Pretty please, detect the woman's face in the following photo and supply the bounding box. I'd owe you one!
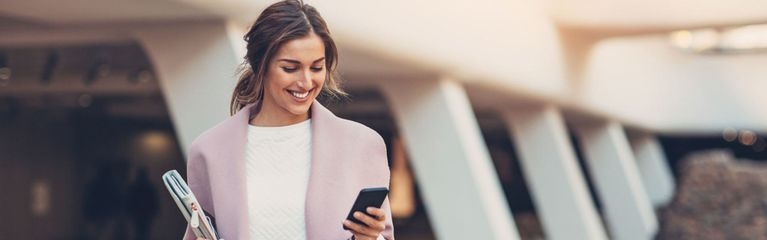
[261,32,326,122]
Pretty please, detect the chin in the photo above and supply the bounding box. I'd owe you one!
[285,102,313,116]
[288,106,311,116]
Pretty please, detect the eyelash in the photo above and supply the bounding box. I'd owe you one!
[281,66,324,73]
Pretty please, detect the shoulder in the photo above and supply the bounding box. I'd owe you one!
[190,120,229,149]
[187,113,245,161]
[338,118,391,184]
[334,117,385,150]
[313,101,385,149]
[186,122,223,159]
[332,117,388,170]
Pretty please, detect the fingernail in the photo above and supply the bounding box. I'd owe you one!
[354,212,361,218]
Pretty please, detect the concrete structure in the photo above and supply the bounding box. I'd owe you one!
[503,106,608,240]
[135,21,244,153]
[2,0,767,239]
[629,132,676,207]
[380,77,519,240]
[575,121,657,240]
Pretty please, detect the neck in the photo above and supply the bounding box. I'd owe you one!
[249,101,310,127]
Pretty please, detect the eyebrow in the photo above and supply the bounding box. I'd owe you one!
[277,57,325,65]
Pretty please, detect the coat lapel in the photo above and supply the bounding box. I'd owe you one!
[216,103,255,240]
[305,101,348,239]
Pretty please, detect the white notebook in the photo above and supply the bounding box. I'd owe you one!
[162,170,220,240]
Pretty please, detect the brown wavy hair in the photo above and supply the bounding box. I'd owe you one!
[230,0,345,115]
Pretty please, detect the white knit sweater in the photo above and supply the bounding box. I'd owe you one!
[246,120,312,240]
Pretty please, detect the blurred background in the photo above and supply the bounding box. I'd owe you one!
[1,0,767,239]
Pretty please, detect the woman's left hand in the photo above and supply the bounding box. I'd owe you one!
[343,207,386,240]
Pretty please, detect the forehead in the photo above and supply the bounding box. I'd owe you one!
[274,32,325,62]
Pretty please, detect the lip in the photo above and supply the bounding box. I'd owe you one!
[286,88,314,102]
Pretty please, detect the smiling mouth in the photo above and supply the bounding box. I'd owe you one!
[287,88,312,100]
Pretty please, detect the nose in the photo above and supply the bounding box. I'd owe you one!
[297,68,313,90]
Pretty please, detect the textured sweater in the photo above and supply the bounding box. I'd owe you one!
[246,120,312,240]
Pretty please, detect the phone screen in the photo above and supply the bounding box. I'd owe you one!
[343,187,389,230]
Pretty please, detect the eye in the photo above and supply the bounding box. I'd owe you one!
[310,66,324,72]
[281,67,298,73]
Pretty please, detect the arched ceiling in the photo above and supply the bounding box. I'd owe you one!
[2,0,767,133]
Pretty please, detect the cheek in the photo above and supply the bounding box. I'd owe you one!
[315,72,327,86]
[266,71,292,90]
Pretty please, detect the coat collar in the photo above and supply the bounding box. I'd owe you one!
[218,100,344,240]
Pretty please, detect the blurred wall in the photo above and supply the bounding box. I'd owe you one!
[0,109,78,239]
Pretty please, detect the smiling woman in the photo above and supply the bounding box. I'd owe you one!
[229,0,345,116]
[183,1,395,240]
[253,33,327,126]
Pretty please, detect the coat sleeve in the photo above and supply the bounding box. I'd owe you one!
[347,128,396,240]
[344,186,396,240]
[380,196,395,240]
[375,133,395,240]
[182,142,214,240]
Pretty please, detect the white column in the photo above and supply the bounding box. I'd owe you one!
[379,77,520,240]
[575,121,658,240]
[629,133,675,207]
[502,106,608,240]
[134,20,246,153]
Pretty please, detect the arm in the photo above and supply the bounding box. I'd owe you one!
[346,132,395,240]
[182,143,214,240]
[380,197,395,240]
[376,132,395,240]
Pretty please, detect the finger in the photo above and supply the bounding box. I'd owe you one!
[366,207,386,220]
[343,219,379,237]
[353,211,386,231]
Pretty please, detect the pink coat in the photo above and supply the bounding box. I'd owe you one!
[183,101,394,240]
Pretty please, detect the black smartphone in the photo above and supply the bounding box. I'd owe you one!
[343,187,389,230]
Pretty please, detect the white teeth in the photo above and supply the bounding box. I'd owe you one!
[290,90,309,99]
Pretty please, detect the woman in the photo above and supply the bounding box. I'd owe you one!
[183,0,394,239]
